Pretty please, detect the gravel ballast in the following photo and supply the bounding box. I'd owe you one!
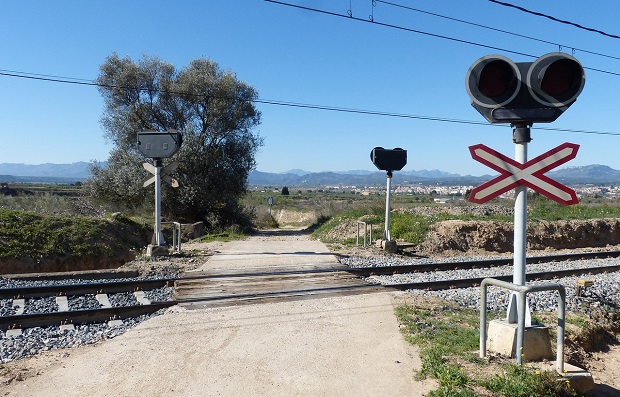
[341,255,620,313]
[0,273,174,363]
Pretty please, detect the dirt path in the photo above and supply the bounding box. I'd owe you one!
[586,344,620,396]
[1,231,436,397]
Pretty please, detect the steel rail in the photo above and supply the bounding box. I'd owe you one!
[0,278,175,299]
[173,283,385,305]
[2,249,620,331]
[346,250,620,276]
[380,264,620,291]
[172,250,620,280]
[0,302,176,331]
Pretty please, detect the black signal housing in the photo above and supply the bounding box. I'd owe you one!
[465,53,585,124]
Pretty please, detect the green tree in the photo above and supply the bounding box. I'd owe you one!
[87,53,262,227]
[281,186,290,196]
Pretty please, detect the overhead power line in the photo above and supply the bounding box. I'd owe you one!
[264,0,536,58]
[263,0,620,78]
[488,0,620,40]
[1,68,618,137]
[376,0,620,62]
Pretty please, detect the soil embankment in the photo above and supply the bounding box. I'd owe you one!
[417,218,620,255]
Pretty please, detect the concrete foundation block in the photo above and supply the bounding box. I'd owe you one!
[377,239,398,253]
[147,244,169,257]
[487,319,553,361]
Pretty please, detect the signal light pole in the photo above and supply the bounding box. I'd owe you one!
[137,129,183,257]
[465,52,585,325]
[509,124,531,324]
[370,147,407,249]
[383,170,393,241]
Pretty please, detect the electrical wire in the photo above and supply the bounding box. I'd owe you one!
[263,0,620,78]
[264,0,536,59]
[376,0,620,62]
[1,68,618,137]
[488,0,620,40]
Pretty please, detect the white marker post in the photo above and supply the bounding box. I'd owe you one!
[143,161,180,249]
[383,171,393,241]
[507,125,530,325]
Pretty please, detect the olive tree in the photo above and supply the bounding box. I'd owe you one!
[87,53,262,227]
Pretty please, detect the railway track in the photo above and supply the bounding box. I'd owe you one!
[0,278,175,332]
[2,249,620,331]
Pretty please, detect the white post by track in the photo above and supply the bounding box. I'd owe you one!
[153,159,165,246]
[507,125,531,325]
[383,171,393,241]
[143,160,179,250]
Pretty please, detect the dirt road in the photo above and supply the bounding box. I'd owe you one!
[2,231,435,396]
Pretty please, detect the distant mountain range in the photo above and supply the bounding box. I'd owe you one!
[1,162,619,186]
[0,162,94,184]
[247,169,487,186]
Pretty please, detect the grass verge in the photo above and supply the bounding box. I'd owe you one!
[396,299,581,397]
[0,209,147,262]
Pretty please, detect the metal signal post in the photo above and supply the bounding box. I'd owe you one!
[137,130,183,256]
[509,125,531,324]
[370,147,407,246]
[143,160,179,246]
[465,52,585,330]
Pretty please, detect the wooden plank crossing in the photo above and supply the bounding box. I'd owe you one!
[173,263,382,309]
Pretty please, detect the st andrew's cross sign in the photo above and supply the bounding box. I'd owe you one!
[468,142,579,206]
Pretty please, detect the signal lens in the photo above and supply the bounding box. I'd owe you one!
[541,59,581,96]
[478,60,516,98]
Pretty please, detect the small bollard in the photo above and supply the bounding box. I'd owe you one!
[576,280,593,297]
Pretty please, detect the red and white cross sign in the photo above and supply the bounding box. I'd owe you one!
[468,142,579,205]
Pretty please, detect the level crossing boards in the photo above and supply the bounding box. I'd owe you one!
[468,142,579,206]
[143,161,179,188]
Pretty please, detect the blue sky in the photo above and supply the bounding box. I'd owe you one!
[2,0,620,176]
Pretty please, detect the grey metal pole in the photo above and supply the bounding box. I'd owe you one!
[480,282,488,359]
[154,159,164,246]
[516,291,527,365]
[513,128,528,287]
[384,171,393,240]
[508,125,531,324]
[557,288,566,373]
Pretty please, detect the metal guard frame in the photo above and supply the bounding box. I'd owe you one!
[479,278,566,373]
[161,221,182,253]
[356,221,373,247]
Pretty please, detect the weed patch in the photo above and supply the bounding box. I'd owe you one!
[396,299,582,396]
[199,228,246,243]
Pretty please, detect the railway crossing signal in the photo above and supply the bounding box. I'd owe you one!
[370,147,407,172]
[468,143,579,205]
[143,161,180,188]
[465,53,585,124]
[370,147,407,246]
[137,130,183,255]
[137,130,183,158]
[466,52,586,364]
